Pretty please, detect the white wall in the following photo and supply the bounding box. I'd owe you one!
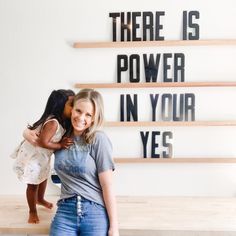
[1,0,236,196]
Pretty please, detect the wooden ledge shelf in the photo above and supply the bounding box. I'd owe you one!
[114,158,236,163]
[104,121,236,127]
[73,39,236,48]
[75,81,236,89]
[2,195,236,235]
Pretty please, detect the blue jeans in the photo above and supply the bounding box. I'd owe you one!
[50,196,109,236]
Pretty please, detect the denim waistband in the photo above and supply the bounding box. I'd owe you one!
[58,195,85,203]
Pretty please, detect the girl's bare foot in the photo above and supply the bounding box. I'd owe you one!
[37,199,53,209]
[28,211,39,224]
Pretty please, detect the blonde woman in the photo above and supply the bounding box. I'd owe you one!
[50,89,119,236]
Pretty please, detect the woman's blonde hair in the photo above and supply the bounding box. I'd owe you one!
[73,89,104,144]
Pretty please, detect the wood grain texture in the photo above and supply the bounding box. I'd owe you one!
[1,196,236,235]
[73,39,236,48]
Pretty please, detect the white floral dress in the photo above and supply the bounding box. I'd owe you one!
[13,119,65,185]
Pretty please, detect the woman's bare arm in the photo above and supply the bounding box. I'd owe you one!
[99,170,119,236]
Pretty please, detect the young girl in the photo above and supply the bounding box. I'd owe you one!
[13,89,75,224]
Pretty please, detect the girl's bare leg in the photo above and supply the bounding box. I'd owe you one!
[37,179,53,209]
[26,184,39,224]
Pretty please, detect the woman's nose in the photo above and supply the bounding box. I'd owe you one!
[78,113,85,120]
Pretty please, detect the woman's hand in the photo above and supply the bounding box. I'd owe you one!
[108,228,119,236]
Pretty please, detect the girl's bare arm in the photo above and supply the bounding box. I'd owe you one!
[38,120,73,150]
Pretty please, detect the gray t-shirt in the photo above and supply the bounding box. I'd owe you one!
[54,131,115,206]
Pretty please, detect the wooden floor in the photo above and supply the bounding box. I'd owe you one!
[1,196,236,235]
